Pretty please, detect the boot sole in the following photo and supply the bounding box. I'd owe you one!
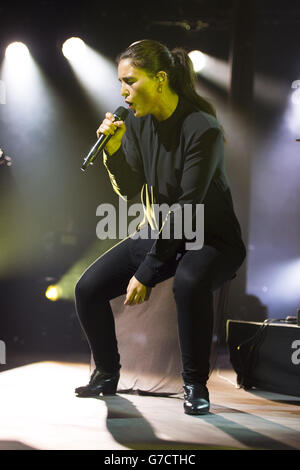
[75,380,118,397]
[184,403,210,415]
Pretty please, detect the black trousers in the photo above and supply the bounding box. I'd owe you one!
[75,234,245,384]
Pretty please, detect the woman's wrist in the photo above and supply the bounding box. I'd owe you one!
[105,141,122,156]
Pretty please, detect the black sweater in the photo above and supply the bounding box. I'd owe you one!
[104,97,245,287]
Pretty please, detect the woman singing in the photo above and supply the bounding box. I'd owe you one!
[75,40,246,415]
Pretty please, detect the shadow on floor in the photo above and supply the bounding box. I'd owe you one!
[0,440,36,450]
[245,389,300,406]
[98,394,238,450]
[98,394,298,450]
[203,404,298,450]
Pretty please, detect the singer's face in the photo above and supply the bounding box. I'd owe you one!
[118,59,159,118]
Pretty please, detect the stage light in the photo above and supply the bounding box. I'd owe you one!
[62,37,86,61]
[45,285,61,301]
[53,238,118,301]
[62,41,121,111]
[291,88,300,105]
[5,42,30,62]
[284,89,300,135]
[1,40,37,98]
[189,50,207,72]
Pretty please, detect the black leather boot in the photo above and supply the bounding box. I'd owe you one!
[183,383,210,415]
[75,369,120,397]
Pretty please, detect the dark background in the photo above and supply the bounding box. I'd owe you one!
[0,0,300,360]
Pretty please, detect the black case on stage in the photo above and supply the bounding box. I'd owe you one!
[226,320,300,397]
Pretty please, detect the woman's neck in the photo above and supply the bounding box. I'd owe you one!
[152,90,179,122]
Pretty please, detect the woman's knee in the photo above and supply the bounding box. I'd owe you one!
[75,274,91,303]
[75,267,106,303]
[172,268,212,300]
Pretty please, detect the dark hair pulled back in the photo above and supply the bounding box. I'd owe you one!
[118,39,216,118]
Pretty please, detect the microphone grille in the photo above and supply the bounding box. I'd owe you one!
[113,106,129,121]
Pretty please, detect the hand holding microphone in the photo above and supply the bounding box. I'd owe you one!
[96,111,127,155]
[81,106,128,171]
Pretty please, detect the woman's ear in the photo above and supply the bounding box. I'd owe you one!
[156,71,167,83]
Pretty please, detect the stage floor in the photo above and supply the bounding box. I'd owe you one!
[0,352,299,450]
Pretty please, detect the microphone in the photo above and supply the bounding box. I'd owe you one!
[81,106,129,171]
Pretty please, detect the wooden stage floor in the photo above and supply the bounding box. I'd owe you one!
[0,351,299,451]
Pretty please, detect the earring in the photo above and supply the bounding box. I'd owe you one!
[158,76,163,93]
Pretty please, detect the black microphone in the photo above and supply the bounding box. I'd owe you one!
[81,106,129,171]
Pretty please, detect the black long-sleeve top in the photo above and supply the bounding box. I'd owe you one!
[104,96,245,287]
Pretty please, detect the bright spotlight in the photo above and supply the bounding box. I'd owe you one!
[291,88,300,105]
[62,37,86,61]
[5,42,30,62]
[285,83,300,135]
[189,50,207,72]
[45,285,61,302]
[62,41,121,111]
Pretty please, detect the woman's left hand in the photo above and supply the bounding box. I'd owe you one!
[124,276,152,306]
